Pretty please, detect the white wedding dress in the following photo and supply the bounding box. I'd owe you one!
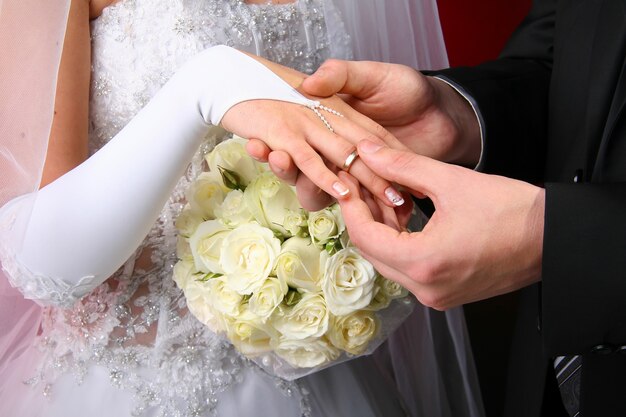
[0,1,483,416]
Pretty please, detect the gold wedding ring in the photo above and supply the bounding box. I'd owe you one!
[342,149,359,172]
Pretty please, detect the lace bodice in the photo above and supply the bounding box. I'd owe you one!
[89,0,351,153]
[25,1,352,416]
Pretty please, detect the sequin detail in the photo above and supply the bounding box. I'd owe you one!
[23,0,352,415]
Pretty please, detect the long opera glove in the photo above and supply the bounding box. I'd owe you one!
[0,46,315,307]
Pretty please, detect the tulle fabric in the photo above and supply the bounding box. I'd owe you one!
[326,0,449,69]
[328,4,482,416]
[0,0,70,404]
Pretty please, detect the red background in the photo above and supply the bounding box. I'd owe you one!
[438,0,532,66]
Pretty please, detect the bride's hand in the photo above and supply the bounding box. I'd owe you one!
[221,55,408,211]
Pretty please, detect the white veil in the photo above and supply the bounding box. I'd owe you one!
[0,0,70,402]
[325,0,449,69]
[0,1,482,416]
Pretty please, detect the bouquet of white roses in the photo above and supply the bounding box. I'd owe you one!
[173,136,414,379]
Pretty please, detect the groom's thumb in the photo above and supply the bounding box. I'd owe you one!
[357,140,445,197]
[302,61,346,97]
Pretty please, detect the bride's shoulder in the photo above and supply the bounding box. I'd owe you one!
[89,0,122,20]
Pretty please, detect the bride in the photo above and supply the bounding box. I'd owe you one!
[0,1,483,416]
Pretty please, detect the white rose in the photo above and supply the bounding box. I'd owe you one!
[244,172,300,237]
[308,204,345,248]
[366,276,409,311]
[189,220,231,273]
[180,278,225,332]
[206,136,265,186]
[185,171,228,219]
[225,309,274,355]
[248,277,287,322]
[322,248,377,316]
[214,189,254,227]
[365,284,391,311]
[283,209,309,237]
[327,311,379,355]
[273,293,329,340]
[175,206,205,237]
[205,276,244,317]
[220,222,281,295]
[276,237,323,292]
[176,238,194,262]
[274,337,340,368]
[172,259,195,289]
[379,276,409,299]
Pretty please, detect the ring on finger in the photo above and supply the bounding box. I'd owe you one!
[342,149,359,172]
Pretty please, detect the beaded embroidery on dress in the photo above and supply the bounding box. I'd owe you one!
[19,1,365,416]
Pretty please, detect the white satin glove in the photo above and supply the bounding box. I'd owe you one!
[0,45,314,307]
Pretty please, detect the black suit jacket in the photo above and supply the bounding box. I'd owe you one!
[435,0,626,415]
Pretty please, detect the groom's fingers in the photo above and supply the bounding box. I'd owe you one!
[336,171,423,267]
[302,60,383,99]
[301,60,351,97]
[337,174,437,303]
[356,140,451,199]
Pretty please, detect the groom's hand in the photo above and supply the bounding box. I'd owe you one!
[336,140,545,310]
[302,60,482,165]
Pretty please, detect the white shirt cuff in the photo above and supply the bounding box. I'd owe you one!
[432,75,485,171]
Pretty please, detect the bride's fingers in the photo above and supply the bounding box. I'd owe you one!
[396,191,415,230]
[360,187,384,223]
[303,124,403,208]
[245,138,271,162]
[255,140,334,210]
[244,139,300,185]
[295,173,334,211]
[279,131,353,200]
[348,159,405,207]
[268,150,298,185]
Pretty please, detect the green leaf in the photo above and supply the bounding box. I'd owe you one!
[284,289,302,306]
[218,166,245,191]
[324,239,342,255]
[195,272,223,282]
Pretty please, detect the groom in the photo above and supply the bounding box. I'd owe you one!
[255,0,626,415]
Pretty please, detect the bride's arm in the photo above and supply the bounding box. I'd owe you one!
[2,45,315,307]
[40,0,91,187]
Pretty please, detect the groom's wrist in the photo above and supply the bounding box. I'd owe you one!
[429,75,484,170]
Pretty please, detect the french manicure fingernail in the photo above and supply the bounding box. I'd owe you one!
[385,187,405,206]
[359,140,382,154]
[333,181,350,197]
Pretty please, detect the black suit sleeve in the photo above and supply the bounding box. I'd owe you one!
[431,0,555,182]
[543,183,626,354]
[432,0,626,356]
